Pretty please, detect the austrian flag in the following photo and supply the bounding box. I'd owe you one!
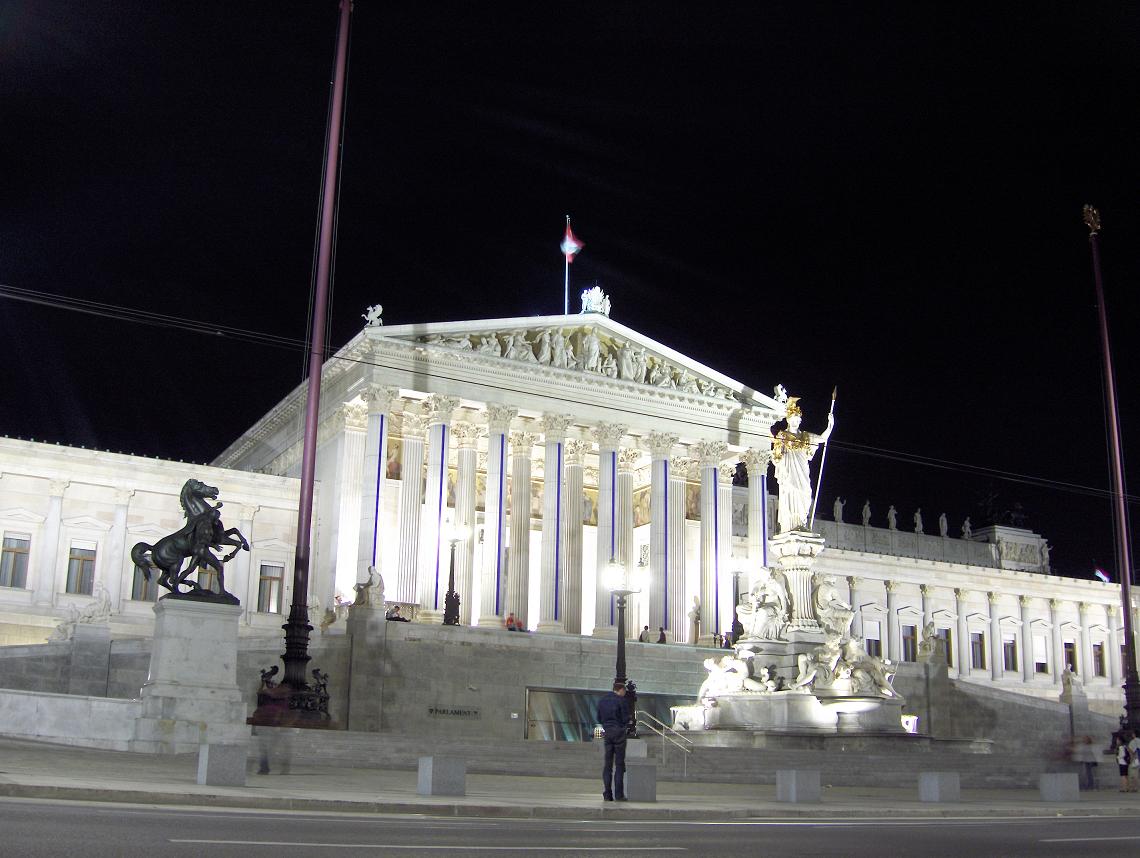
[561,219,584,263]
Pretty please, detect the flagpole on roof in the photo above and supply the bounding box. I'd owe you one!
[560,215,584,314]
[564,216,570,314]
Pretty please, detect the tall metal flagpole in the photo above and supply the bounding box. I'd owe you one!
[807,387,837,531]
[252,0,352,727]
[1084,205,1140,732]
[564,215,571,315]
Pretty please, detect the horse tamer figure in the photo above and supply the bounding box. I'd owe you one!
[130,478,249,602]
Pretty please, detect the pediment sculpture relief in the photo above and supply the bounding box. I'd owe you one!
[416,327,740,401]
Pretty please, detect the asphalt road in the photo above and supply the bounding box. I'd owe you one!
[1,798,1139,857]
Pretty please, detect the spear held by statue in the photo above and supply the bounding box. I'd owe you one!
[808,387,838,530]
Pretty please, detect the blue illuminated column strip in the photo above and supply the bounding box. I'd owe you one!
[610,449,617,626]
[663,458,669,627]
[554,441,563,621]
[370,414,385,566]
[760,473,769,568]
[495,433,506,616]
[713,481,720,634]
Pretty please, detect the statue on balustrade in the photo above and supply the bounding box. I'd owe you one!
[770,396,835,533]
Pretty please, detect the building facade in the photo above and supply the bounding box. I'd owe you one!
[0,306,1134,713]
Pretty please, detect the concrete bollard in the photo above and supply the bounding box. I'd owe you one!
[417,755,466,796]
[1038,773,1079,802]
[776,769,821,803]
[918,771,960,802]
[624,760,657,802]
[197,742,247,787]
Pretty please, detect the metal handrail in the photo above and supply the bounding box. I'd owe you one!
[634,710,695,778]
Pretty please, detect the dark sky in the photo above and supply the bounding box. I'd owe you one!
[3,2,1139,581]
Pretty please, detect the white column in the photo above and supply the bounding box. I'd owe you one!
[335,401,369,605]
[667,455,690,642]
[452,421,481,625]
[742,449,771,572]
[103,489,133,611]
[561,439,589,635]
[988,592,1003,681]
[230,504,256,617]
[1019,595,1034,684]
[357,384,398,582]
[34,479,68,605]
[394,409,427,604]
[479,405,516,625]
[616,445,640,591]
[1049,598,1064,685]
[885,581,900,663]
[646,432,677,637]
[717,459,736,637]
[847,576,862,640]
[537,414,572,633]
[955,588,971,677]
[1108,605,1122,689]
[694,441,728,645]
[593,423,626,634]
[506,429,538,627]
[1078,601,1093,683]
[416,395,458,622]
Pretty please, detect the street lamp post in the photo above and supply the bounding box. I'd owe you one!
[443,521,470,626]
[604,559,647,736]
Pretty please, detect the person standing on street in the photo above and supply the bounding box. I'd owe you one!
[596,681,630,801]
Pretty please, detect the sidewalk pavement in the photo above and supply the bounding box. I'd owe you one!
[1,737,1138,821]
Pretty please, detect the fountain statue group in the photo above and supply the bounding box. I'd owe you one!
[675,391,904,735]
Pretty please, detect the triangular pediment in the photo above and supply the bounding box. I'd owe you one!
[371,313,782,412]
[0,507,46,525]
[62,514,112,532]
[253,538,294,552]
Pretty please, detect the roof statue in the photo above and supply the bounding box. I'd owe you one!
[362,304,383,327]
[580,285,611,316]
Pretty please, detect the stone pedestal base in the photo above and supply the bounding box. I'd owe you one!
[414,608,444,625]
[346,606,388,732]
[777,769,821,802]
[1039,772,1079,802]
[625,760,657,802]
[918,771,960,802]
[418,755,466,796]
[131,598,249,754]
[535,620,565,634]
[198,741,248,786]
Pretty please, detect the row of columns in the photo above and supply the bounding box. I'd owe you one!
[354,391,773,640]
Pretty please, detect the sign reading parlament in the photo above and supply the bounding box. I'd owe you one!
[428,705,481,720]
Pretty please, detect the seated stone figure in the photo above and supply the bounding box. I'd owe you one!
[839,637,897,697]
[736,569,789,641]
[697,654,767,699]
[811,574,855,639]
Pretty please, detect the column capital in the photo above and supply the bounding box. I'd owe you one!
[987,591,1000,605]
[398,409,429,439]
[847,575,861,588]
[361,383,400,413]
[693,440,729,468]
[645,431,679,459]
[718,462,737,486]
[452,421,483,449]
[954,587,969,601]
[1019,594,1032,607]
[509,432,539,454]
[425,394,459,425]
[592,422,628,449]
[564,438,591,465]
[668,455,693,477]
[884,580,899,594]
[112,488,136,506]
[741,448,772,475]
[919,583,932,596]
[617,447,643,472]
[236,503,260,521]
[1049,597,1061,611]
[342,400,369,432]
[539,413,574,440]
[485,404,518,434]
[48,479,70,496]
[1078,601,1089,615]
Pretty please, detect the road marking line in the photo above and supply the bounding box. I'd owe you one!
[1040,836,1140,843]
[169,841,684,851]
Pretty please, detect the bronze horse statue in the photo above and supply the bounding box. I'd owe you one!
[130,479,249,598]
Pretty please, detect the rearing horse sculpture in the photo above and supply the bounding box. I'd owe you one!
[130,478,249,599]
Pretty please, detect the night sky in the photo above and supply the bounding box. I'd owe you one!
[3,3,1138,581]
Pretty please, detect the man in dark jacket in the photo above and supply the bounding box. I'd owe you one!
[596,681,630,801]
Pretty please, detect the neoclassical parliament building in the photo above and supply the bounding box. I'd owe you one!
[0,303,1131,714]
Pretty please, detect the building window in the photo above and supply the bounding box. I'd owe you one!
[197,567,220,595]
[937,627,953,667]
[1002,635,1018,672]
[130,565,159,602]
[1033,634,1049,674]
[970,632,986,669]
[65,542,96,595]
[863,620,882,658]
[1092,643,1106,677]
[0,534,31,589]
[901,624,918,662]
[1063,641,1078,673]
[258,563,284,613]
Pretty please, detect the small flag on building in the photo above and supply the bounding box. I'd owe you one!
[561,217,584,263]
